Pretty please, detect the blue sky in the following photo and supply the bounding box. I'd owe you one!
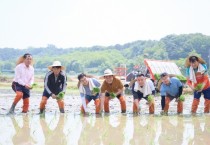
[0,0,210,49]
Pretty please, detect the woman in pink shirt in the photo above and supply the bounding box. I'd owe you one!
[8,53,34,114]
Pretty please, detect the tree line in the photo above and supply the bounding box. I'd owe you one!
[0,33,210,75]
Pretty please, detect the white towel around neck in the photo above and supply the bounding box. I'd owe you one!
[134,79,152,97]
[79,78,96,94]
[189,63,206,83]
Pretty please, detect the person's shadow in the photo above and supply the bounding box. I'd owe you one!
[40,114,67,145]
[11,115,36,145]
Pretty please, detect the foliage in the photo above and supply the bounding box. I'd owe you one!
[0,33,210,75]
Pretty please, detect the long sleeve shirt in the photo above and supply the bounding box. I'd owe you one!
[44,71,67,95]
[13,63,34,86]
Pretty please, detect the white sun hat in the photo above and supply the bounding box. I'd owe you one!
[103,69,115,76]
[48,61,65,70]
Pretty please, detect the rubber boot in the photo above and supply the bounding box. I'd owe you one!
[57,100,65,113]
[40,96,48,112]
[22,98,29,113]
[177,100,183,113]
[39,108,45,114]
[149,102,155,114]
[8,103,16,114]
[191,99,200,113]
[204,99,210,113]
[104,97,110,113]
[13,91,23,104]
[133,102,138,114]
[81,99,89,114]
[94,99,101,114]
[163,97,171,113]
[133,99,140,114]
[119,96,126,113]
[60,108,65,113]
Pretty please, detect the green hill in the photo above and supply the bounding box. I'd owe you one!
[0,33,210,75]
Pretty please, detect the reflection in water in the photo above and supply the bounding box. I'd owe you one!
[129,115,158,145]
[0,114,210,145]
[159,116,184,145]
[188,117,210,145]
[40,114,67,144]
[78,114,127,145]
[11,115,36,145]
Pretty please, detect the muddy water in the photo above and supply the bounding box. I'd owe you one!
[0,91,210,145]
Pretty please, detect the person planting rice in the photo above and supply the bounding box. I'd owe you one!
[157,74,184,112]
[100,69,126,113]
[77,73,101,114]
[39,61,67,113]
[8,53,34,114]
[132,74,155,114]
[185,55,210,113]
[160,72,183,115]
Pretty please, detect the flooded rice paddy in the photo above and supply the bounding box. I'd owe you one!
[0,90,210,145]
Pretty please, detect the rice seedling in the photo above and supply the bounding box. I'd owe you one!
[154,74,160,80]
[194,83,203,91]
[176,75,187,83]
[31,83,38,89]
[110,92,116,99]
[179,95,185,102]
[92,87,100,93]
[147,95,154,103]
[57,92,65,100]
[91,87,100,95]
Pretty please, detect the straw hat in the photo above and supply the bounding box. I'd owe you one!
[48,61,65,70]
[185,55,206,67]
[99,69,115,79]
